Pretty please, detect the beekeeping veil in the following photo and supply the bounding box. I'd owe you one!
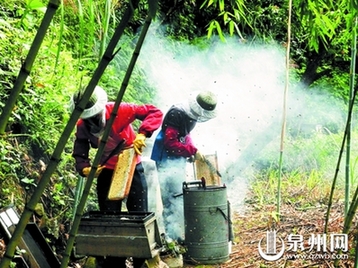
[69,86,108,119]
[183,90,218,122]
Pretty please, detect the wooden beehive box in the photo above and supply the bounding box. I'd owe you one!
[75,211,162,259]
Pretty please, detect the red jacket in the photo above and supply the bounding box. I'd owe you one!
[73,102,163,173]
[151,105,197,163]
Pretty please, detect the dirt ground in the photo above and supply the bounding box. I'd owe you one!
[191,203,356,268]
[130,202,356,268]
[0,201,356,268]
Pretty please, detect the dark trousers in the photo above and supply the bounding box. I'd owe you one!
[96,163,147,268]
[97,163,148,212]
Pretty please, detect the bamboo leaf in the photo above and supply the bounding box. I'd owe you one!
[28,0,47,13]
[53,0,64,72]
[76,0,84,63]
[207,22,214,38]
[214,20,226,42]
[321,15,336,36]
[200,0,209,9]
[229,20,234,35]
[207,0,215,8]
[219,0,225,11]
[223,11,228,23]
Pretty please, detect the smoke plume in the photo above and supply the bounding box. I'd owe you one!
[138,23,346,232]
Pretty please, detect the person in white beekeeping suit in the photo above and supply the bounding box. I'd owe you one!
[70,86,163,268]
[150,90,218,242]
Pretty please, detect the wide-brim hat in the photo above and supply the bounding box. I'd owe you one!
[69,86,108,119]
[187,90,217,122]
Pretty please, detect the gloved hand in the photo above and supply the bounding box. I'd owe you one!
[82,165,105,178]
[194,151,206,162]
[187,155,195,163]
[133,133,146,155]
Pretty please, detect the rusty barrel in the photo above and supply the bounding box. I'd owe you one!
[183,181,229,264]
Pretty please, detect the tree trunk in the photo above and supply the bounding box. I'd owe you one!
[300,50,326,86]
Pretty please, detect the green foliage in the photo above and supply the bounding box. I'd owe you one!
[201,0,249,41]
[2,0,358,262]
[255,131,343,175]
[249,128,358,211]
[245,0,288,42]
[157,0,212,40]
[0,0,159,231]
[100,34,157,104]
[0,15,30,98]
[294,0,339,52]
[0,138,26,209]
[310,70,351,102]
[250,158,344,210]
[17,0,47,30]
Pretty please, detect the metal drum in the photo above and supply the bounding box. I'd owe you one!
[183,180,230,264]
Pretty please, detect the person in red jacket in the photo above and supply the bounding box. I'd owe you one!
[150,90,218,241]
[70,86,163,268]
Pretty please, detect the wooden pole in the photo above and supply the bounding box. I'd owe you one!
[277,0,292,217]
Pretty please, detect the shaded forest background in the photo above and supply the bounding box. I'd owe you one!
[1,0,358,265]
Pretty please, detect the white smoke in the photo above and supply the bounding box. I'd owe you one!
[138,23,346,231]
[138,25,286,216]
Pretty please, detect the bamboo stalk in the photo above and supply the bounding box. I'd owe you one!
[324,85,358,233]
[344,184,358,233]
[345,15,357,217]
[326,13,358,235]
[148,0,159,19]
[343,14,358,236]
[0,0,61,134]
[342,12,358,268]
[277,0,292,216]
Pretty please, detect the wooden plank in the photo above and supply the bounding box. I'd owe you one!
[108,148,136,200]
[195,153,221,185]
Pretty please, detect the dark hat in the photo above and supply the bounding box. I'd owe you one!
[187,90,218,122]
[196,91,217,111]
